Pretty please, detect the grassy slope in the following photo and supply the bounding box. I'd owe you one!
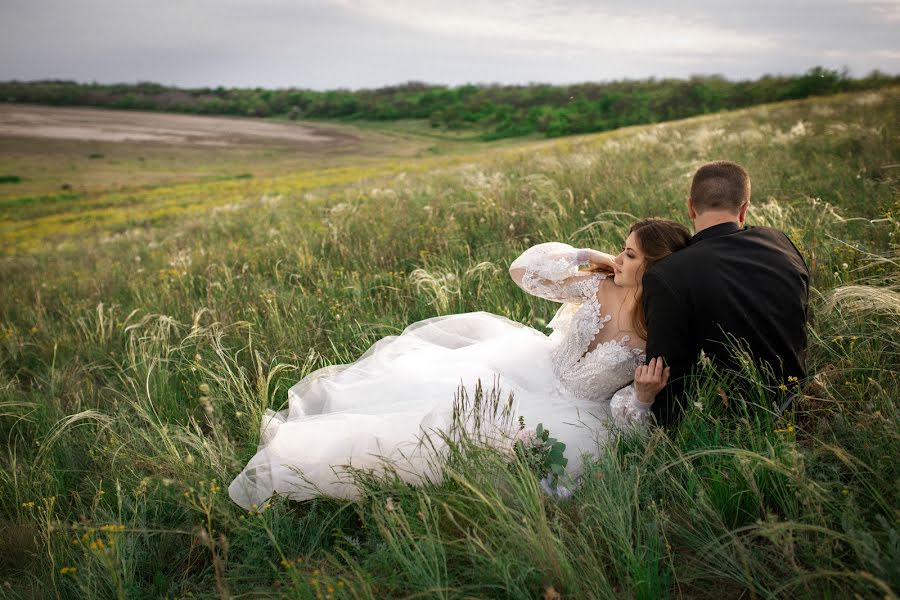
[0,88,898,599]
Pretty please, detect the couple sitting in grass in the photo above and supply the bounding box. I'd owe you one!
[228,160,809,510]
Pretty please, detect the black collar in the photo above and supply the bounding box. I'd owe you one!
[691,221,743,244]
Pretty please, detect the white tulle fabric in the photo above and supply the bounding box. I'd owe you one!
[229,243,650,510]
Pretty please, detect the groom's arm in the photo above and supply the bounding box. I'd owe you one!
[642,269,694,428]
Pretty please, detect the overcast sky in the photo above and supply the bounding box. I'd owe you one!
[1,0,898,90]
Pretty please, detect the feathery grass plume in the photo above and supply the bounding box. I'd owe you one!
[823,284,900,318]
[408,267,462,314]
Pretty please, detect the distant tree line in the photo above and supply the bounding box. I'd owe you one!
[1,67,897,140]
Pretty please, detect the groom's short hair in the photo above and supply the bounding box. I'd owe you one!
[690,161,751,214]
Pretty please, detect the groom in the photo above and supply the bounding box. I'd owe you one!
[638,160,809,427]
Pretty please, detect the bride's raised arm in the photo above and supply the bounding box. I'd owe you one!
[509,242,615,303]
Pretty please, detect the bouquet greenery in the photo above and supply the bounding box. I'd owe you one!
[513,418,571,491]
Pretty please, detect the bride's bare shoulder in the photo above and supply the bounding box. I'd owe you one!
[594,273,623,304]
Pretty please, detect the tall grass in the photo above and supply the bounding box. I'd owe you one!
[1,88,898,598]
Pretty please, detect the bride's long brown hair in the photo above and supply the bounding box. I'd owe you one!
[629,218,691,340]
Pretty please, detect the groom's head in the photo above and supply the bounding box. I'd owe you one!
[688,161,751,227]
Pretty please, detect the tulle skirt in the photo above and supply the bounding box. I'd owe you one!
[228,311,612,509]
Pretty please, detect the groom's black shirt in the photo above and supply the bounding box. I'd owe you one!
[642,222,809,427]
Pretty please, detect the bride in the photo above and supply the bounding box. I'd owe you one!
[229,218,691,510]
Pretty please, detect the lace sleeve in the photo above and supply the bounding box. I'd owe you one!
[609,384,653,429]
[509,242,603,303]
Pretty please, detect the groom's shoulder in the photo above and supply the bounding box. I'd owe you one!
[644,244,701,283]
[734,225,808,267]
[740,224,795,242]
[647,224,806,281]
[693,224,801,256]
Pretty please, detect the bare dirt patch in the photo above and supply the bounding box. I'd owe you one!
[0,103,356,148]
[0,104,441,198]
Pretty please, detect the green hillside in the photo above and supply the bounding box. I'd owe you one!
[3,67,897,140]
[1,88,898,598]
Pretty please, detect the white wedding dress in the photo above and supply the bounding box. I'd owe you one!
[229,243,651,510]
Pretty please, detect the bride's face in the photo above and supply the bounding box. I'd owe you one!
[612,232,644,288]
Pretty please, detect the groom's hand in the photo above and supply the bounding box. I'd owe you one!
[635,357,670,405]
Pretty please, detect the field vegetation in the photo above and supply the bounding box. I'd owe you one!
[0,88,898,598]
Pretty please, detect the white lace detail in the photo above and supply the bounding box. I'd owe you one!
[511,242,649,419]
[510,242,598,303]
[609,384,652,429]
[548,289,637,403]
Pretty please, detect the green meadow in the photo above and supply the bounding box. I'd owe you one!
[1,88,898,599]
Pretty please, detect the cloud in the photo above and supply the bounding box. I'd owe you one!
[849,0,900,22]
[0,0,897,88]
[329,0,775,57]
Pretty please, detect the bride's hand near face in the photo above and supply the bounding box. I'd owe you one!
[635,357,669,405]
[577,248,616,273]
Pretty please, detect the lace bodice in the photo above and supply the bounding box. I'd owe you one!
[510,242,651,426]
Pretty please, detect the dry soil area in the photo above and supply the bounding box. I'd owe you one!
[0,104,436,197]
[0,104,354,148]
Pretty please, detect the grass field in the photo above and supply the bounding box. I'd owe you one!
[0,88,898,599]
